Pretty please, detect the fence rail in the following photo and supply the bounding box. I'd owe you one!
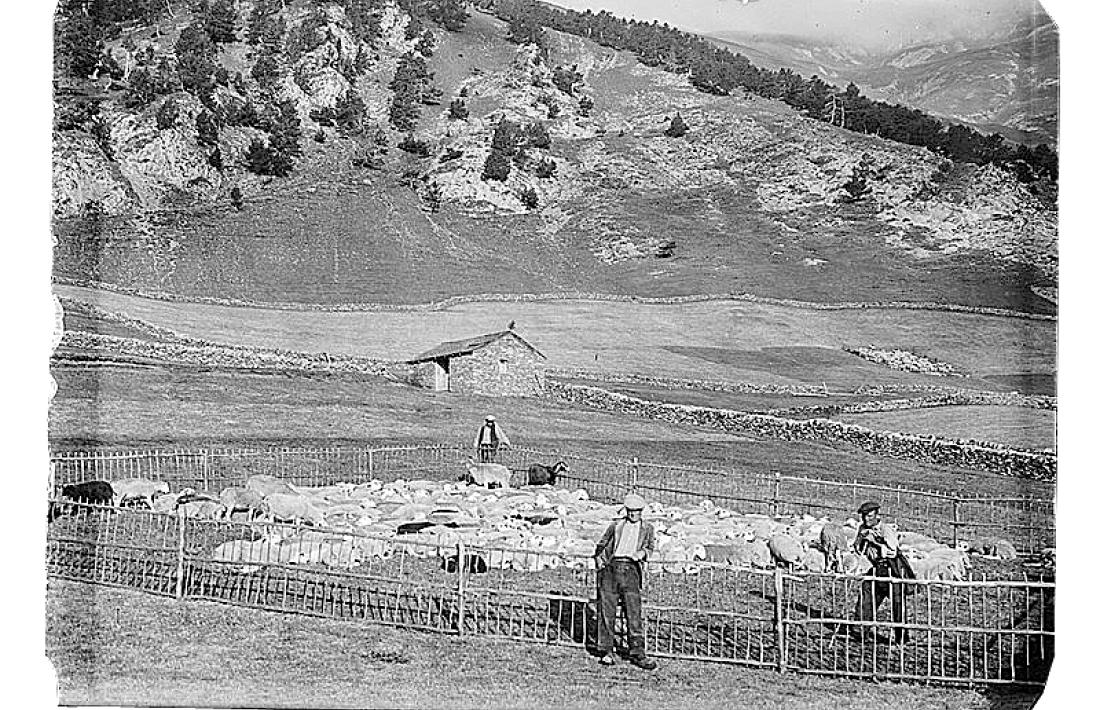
[46,501,1054,686]
[50,444,1055,554]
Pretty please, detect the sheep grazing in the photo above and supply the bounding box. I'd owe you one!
[818,523,849,572]
[111,478,169,509]
[910,548,970,581]
[220,487,265,521]
[768,534,805,569]
[245,475,298,499]
[49,481,115,522]
[262,493,326,527]
[527,461,570,486]
[151,490,191,514]
[463,458,512,489]
[177,498,227,520]
[968,537,1019,561]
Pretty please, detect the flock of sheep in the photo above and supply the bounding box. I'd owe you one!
[50,460,1022,581]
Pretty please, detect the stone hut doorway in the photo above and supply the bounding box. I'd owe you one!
[432,359,450,391]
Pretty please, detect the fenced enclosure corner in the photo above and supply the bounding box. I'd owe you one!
[47,444,1056,685]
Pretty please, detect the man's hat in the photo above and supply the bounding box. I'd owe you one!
[857,501,881,516]
[623,493,646,510]
[485,415,495,422]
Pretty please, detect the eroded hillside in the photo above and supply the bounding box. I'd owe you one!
[52,1,1057,311]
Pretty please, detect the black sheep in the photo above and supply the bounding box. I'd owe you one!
[526,461,570,486]
[48,481,115,522]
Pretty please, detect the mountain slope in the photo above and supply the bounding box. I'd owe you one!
[52,2,1057,313]
[708,16,1058,146]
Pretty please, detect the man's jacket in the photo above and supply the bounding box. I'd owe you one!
[594,518,656,571]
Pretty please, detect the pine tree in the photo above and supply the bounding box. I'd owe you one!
[175,23,217,96]
[482,149,511,182]
[196,110,219,146]
[59,14,103,78]
[204,0,239,44]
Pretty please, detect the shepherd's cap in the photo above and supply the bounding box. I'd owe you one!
[623,494,646,510]
[857,501,881,516]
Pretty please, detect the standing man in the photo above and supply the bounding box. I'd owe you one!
[852,501,916,644]
[593,493,658,670]
[474,415,510,463]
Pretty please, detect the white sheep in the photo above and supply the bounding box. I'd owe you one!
[245,475,298,499]
[463,458,512,489]
[262,493,327,527]
[768,534,805,569]
[910,548,970,581]
[111,478,170,509]
[818,523,849,572]
[177,498,226,520]
[220,487,265,521]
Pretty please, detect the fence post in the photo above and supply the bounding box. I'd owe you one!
[175,516,186,601]
[201,448,210,492]
[773,567,786,673]
[368,449,375,479]
[952,498,961,548]
[456,540,467,635]
[631,457,639,490]
[771,472,782,517]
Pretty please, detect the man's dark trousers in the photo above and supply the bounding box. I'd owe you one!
[596,558,645,658]
[856,561,910,642]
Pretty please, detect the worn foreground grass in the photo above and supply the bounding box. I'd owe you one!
[46,579,1039,710]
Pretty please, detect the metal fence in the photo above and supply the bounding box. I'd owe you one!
[50,444,1055,555]
[46,502,1053,686]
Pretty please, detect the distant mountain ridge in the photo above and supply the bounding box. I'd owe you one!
[708,16,1058,146]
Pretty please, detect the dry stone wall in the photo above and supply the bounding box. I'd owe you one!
[55,278,1055,321]
[546,381,1056,481]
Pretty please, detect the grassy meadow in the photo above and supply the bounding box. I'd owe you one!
[48,579,1039,710]
[49,363,1053,501]
[56,285,1056,392]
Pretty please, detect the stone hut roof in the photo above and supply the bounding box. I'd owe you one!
[407,330,546,364]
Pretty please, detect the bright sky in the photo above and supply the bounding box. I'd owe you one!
[548,0,1051,50]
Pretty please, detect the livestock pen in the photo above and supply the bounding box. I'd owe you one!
[47,444,1054,686]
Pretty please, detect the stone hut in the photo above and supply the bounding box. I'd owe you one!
[407,328,547,396]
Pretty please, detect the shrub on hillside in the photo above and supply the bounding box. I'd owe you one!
[230,186,244,211]
[196,110,219,147]
[425,0,469,31]
[518,186,539,210]
[666,113,687,138]
[534,158,557,179]
[523,122,551,149]
[155,98,180,130]
[448,98,469,120]
[398,134,433,158]
[578,95,594,117]
[203,0,239,44]
[422,180,443,213]
[551,64,583,95]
